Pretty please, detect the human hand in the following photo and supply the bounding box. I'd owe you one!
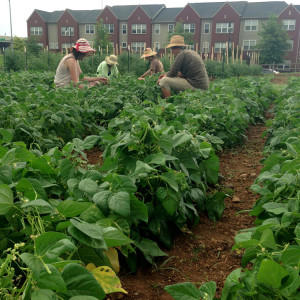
[138,77,145,80]
[99,77,108,85]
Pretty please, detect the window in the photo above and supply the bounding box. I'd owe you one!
[37,43,43,48]
[204,23,210,34]
[214,42,228,53]
[103,24,114,34]
[122,24,127,34]
[287,40,293,51]
[62,43,72,49]
[155,24,160,35]
[155,42,160,52]
[49,43,59,49]
[30,26,43,35]
[132,24,146,34]
[282,19,296,30]
[184,23,195,33]
[61,27,74,36]
[168,24,174,33]
[202,41,209,53]
[122,42,127,48]
[243,40,256,51]
[131,42,145,52]
[244,20,258,31]
[216,23,234,33]
[85,25,95,34]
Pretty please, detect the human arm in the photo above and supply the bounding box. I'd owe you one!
[166,52,184,77]
[138,68,153,80]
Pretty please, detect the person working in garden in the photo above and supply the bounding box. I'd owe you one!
[54,38,108,89]
[157,35,209,98]
[97,54,119,79]
[138,48,164,80]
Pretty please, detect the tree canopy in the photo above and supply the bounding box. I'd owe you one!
[94,20,113,53]
[167,21,195,47]
[257,14,289,64]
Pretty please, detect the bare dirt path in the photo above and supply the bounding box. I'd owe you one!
[110,120,268,300]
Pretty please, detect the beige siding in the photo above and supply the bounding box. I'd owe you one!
[79,24,96,45]
[119,22,128,48]
[152,23,172,50]
[200,19,212,53]
[48,24,58,44]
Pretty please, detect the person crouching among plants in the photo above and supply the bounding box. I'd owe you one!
[97,54,119,79]
[138,48,164,80]
[157,35,209,98]
[54,38,108,89]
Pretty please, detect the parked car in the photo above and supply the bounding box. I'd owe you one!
[262,68,280,74]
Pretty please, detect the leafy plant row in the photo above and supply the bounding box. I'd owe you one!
[0,71,276,299]
[165,77,300,299]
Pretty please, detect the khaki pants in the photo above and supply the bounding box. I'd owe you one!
[159,76,196,92]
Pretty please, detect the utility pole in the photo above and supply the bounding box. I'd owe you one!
[8,0,13,53]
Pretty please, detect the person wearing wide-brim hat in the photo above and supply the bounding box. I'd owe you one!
[54,38,108,88]
[157,35,209,98]
[138,48,164,80]
[97,54,119,79]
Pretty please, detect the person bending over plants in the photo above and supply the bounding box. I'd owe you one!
[157,35,209,98]
[54,38,108,89]
[138,48,164,80]
[97,54,119,79]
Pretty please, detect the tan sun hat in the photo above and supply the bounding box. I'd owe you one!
[105,55,119,65]
[73,38,96,55]
[141,48,157,58]
[166,35,188,48]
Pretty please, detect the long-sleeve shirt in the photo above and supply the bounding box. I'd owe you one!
[97,61,119,79]
[166,49,209,90]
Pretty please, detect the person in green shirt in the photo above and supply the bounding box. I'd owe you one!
[97,54,119,79]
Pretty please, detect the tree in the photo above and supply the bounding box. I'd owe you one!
[257,14,289,64]
[25,36,42,55]
[167,21,195,46]
[13,36,25,52]
[94,19,113,53]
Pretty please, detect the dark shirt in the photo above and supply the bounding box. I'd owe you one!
[166,49,209,90]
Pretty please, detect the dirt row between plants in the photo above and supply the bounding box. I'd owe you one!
[101,119,268,300]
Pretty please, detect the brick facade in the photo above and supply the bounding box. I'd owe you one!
[27,10,48,48]
[57,11,79,48]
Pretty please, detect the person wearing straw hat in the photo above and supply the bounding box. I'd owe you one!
[138,48,164,80]
[157,35,209,98]
[97,54,119,79]
[54,38,108,89]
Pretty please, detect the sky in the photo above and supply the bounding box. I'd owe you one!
[1,0,300,37]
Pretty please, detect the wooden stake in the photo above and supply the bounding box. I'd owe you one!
[236,45,239,63]
[226,42,229,65]
[240,46,243,64]
[232,42,234,64]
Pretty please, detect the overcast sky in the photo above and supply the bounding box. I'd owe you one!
[1,0,300,37]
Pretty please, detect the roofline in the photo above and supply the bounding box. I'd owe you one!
[175,3,201,19]
[151,4,166,20]
[278,3,297,17]
[212,2,242,18]
[101,5,119,20]
[27,9,46,23]
[56,9,79,23]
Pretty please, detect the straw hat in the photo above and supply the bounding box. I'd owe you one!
[105,55,119,65]
[166,35,188,48]
[73,38,96,54]
[141,48,157,58]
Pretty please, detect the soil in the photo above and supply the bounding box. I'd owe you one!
[83,79,282,300]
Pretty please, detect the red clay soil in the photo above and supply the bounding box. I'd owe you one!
[84,120,269,300]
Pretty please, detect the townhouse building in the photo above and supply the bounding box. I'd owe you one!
[27,1,300,65]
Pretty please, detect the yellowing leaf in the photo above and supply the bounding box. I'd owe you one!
[105,248,120,273]
[86,263,96,272]
[91,266,127,294]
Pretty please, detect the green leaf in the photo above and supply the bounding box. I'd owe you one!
[206,192,226,221]
[156,187,167,201]
[221,268,242,300]
[103,227,133,247]
[198,281,217,299]
[165,282,201,300]
[70,296,99,300]
[21,199,53,214]
[110,175,137,193]
[31,289,58,300]
[0,184,13,215]
[200,154,219,184]
[68,219,107,250]
[159,135,173,154]
[172,132,192,148]
[130,196,148,223]
[134,238,167,264]
[92,190,112,214]
[145,152,166,165]
[257,259,289,289]
[108,191,130,217]
[15,178,36,200]
[57,199,92,217]
[133,160,154,175]
[20,253,46,276]
[281,248,300,267]
[0,165,12,184]
[35,232,76,262]
[37,264,66,292]
[60,159,75,183]
[82,135,100,150]
[260,228,277,250]
[0,128,14,143]
[160,172,179,192]
[78,179,98,195]
[263,202,289,215]
[61,263,105,299]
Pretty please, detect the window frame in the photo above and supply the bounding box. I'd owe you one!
[103,24,114,34]
[122,24,127,35]
[30,26,43,36]
[122,42,127,48]
[244,20,258,31]
[183,23,195,33]
[131,24,147,34]
[61,27,74,36]
[243,40,256,51]
[203,23,210,34]
[202,41,209,53]
[216,23,234,34]
[168,24,174,33]
[131,41,145,52]
[282,19,296,30]
[286,40,294,51]
[85,24,95,34]
[154,24,160,35]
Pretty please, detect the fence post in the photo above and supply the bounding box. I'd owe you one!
[127,45,130,73]
[3,47,5,69]
[24,46,27,71]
